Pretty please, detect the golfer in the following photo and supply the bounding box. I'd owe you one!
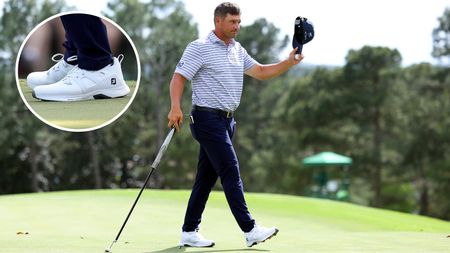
[168,2,304,248]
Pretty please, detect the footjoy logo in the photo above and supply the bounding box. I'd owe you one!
[111,78,116,85]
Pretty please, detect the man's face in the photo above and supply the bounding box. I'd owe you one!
[216,14,241,39]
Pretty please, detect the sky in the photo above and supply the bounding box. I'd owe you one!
[23,0,450,66]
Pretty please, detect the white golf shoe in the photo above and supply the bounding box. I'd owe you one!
[179,230,215,247]
[32,55,130,101]
[244,225,278,247]
[26,54,77,89]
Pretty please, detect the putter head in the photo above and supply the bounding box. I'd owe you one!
[105,239,116,252]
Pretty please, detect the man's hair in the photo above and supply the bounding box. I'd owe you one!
[214,2,241,18]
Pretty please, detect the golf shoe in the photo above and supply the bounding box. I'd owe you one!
[245,225,278,247]
[32,55,130,101]
[179,230,215,247]
[26,54,77,89]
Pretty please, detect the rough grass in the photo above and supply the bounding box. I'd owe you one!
[0,190,449,253]
[18,80,137,131]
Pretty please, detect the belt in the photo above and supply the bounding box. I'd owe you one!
[192,105,234,118]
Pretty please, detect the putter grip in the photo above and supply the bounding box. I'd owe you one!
[151,128,175,169]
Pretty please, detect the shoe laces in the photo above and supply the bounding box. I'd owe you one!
[47,53,77,75]
[117,54,124,64]
[107,54,124,67]
[192,229,206,240]
[247,225,264,236]
[61,55,121,85]
[61,66,85,85]
[51,53,78,63]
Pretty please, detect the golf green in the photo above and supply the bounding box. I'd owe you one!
[0,190,448,253]
[18,80,137,130]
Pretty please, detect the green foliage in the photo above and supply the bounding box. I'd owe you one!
[432,8,450,61]
[341,46,403,207]
[0,0,68,193]
[398,63,450,219]
[103,0,199,188]
[0,0,449,222]
[279,45,449,217]
[0,0,66,57]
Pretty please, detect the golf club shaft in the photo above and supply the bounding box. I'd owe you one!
[109,128,175,246]
[113,166,155,241]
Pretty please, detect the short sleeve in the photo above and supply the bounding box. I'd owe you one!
[242,46,257,71]
[175,42,203,81]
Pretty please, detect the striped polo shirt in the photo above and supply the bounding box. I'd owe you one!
[175,31,258,112]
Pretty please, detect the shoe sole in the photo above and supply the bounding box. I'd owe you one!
[32,87,130,102]
[247,228,279,247]
[179,242,215,248]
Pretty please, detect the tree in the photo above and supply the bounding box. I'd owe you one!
[279,66,351,195]
[342,46,402,207]
[0,0,68,193]
[432,8,450,64]
[104,0,199,188]
[400,63,450,218]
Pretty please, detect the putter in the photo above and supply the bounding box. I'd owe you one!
[105,128,176,253]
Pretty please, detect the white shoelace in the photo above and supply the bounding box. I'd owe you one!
[62,66,86,85]
[51,53,78,63]
[47,53,77,75]
[192,228,207,240]
[117,54,124,64]
[61,55,123,85]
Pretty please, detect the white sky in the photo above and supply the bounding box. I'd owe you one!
[21,0,450,66]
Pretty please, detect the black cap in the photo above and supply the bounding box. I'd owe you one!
[292,16,314,54]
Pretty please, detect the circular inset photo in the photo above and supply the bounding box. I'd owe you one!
[16,11,140,132]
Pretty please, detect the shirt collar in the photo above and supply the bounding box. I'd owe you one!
[208,31,236,46]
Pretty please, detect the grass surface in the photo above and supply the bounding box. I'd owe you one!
[0,190,449,253]
[18,80,137,130]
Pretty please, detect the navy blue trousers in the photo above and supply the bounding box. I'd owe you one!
[182,109,255,233]
[60,14,112,70]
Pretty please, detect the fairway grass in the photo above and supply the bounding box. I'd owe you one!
[18,80,137,130]
[0,190,449,253]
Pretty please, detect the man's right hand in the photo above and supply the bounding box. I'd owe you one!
[168,73,187,132]
[168,106,183,132]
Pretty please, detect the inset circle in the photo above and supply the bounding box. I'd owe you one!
[16,11,141,132]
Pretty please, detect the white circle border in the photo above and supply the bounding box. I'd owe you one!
[15,10,141,132]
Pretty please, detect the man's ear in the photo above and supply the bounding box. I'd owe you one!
[214,16,221,25]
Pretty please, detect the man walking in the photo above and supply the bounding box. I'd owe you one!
[168,2,304,248]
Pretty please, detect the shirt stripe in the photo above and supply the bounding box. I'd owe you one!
[175,31,257,111]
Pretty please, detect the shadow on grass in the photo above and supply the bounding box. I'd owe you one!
[144,246,270,253]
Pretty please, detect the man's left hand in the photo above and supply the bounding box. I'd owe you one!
[289,47,304,65]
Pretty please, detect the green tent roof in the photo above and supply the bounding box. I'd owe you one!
[302,152,352,166]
